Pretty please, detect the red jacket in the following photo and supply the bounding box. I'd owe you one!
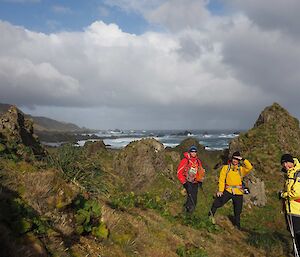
[177,152,205,184]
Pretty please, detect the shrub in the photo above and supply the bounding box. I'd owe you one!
[73,194,108,239]
[47,144,107,194]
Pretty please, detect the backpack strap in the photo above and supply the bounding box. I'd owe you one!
[225,163,241,180]
[184,157,202,168]
[293,170,300,179]
[290,170,300,184]
[289,170,300,203]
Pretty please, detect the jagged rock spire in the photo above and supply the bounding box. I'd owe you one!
[0,105,46,159]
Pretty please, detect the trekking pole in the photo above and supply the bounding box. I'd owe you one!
[287,213,299,257]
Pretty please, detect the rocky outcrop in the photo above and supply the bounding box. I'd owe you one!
[114,138,174,192]
[0,106,46,159]
[228,103,300,206]
[243,174,267,207]
[229,103,300,173]
[84,140,107,156]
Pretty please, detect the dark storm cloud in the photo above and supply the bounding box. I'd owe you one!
[228,0,300,38]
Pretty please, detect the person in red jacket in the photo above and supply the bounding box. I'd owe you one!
[177,145,205,213]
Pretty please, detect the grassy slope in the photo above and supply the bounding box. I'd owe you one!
[0,142,292,257]
[0,102,297,256]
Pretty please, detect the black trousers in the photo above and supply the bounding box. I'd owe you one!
[210,190,243,228]
[184,182,199,213]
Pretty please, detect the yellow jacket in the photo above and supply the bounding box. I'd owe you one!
[218,159,253,195]
[281,158,300,215]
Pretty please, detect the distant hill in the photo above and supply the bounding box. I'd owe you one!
[0,103,84,132]
[29,115,83,132]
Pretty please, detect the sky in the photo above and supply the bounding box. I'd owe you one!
[0,0,300,130]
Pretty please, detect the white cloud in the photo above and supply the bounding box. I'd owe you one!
[1,0,300,129]
[146,0,210,32]
[105,0,210,32]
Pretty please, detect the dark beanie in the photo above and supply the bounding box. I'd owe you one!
[189,145,197,152]
[232,151,241,159]
[281,154,294,164]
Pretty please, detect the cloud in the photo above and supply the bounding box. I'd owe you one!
[227,0,300,37]
[105,0,210,32]
[1,0,300,129]
[146,0,210,32]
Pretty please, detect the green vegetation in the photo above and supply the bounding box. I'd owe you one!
[47,144,108,194]
[1,103,299,256]
[110,191,220,233]
[73,194,108,239]
[0,196,49,235]
[179,214,220,233]
[176,245,208,257]
[110,191,168,213]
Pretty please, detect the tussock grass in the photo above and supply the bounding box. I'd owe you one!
[176,244,208,257]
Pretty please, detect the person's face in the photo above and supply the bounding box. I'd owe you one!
[232,158,239,166]
[282,161,294,171]
[190,151,197,157]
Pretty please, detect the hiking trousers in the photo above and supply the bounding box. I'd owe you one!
[184,182,199,213]
[210,190,243,228]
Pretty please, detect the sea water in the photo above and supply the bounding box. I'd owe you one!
[77,129,240,151]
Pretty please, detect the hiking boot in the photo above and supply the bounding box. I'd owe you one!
[209,215,216,225]
[235,224,241,230]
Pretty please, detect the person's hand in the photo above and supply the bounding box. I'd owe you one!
[278,191,283,199]
[183,183,188,190]
[216,191,223,197]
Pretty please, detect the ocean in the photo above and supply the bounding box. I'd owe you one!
[77,129,240,151]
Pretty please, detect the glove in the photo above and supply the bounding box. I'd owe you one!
[183,183,188,190]
[198,182,203,188]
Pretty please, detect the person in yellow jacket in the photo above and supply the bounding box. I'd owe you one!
[280,154,300,256]
[209,151,253,229]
